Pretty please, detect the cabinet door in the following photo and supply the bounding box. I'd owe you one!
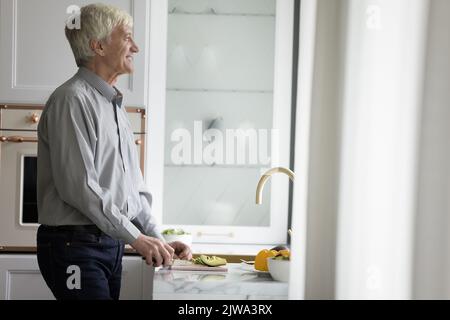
[0,0,148,106]
[0,254,54,300]
[0,254,148,300]
[119,256,144,300]
[122,256,156,301]
[153,0,294,245]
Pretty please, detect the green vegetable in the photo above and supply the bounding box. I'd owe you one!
[162,228,190,235]
[192,257,205,265]
[200,255,227,267]
[192,255,227,267]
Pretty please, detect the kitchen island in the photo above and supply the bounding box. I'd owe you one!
[152,263,288,300]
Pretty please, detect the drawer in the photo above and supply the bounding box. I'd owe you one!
[0,106,42,130]
[0,105,145,133]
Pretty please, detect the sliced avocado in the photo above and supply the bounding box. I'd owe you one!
[192,257,206,265]
[270,245,288,251]
[199,255,227,267]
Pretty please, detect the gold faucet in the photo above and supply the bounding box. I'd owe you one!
[255,166,295,204]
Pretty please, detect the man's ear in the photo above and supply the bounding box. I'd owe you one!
[90,39,105,57]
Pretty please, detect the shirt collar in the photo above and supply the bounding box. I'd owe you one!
[113,87,123,109]
[77,67,122,107]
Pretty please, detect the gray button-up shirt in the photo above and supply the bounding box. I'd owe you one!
[37,67,163,244]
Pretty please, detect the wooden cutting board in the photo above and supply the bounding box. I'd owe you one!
[168,260,228,272]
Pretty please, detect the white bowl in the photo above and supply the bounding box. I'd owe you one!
[267,257,290,282]
[162,234,192,247]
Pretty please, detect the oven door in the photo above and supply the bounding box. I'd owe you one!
[0,106,146,248]
[0,133,38,246]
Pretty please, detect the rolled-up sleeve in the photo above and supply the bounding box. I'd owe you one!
[45,94,141,244]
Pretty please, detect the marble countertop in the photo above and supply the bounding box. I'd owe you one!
[153,263,288,299]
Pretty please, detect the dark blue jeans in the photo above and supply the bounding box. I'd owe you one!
[36,225,125,300]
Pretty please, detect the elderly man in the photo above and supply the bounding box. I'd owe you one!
[36,3,192,300]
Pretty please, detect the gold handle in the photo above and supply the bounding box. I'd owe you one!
[196,231,234,238]
[0,135,37,143]
[29,113,40,124]
[135,139,142,145]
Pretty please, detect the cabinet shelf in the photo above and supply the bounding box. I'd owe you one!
[169,7,274,17]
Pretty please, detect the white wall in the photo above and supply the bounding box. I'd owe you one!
[413,0,450,299]
[290,0,344,300]
[303,0,343,300]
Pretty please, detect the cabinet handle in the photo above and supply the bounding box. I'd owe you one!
[29,113,40,124]
[0,136,37,143]
[135,139,142,145]
[196,231,234,238]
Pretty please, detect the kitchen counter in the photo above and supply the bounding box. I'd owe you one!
[0,245,141,255]
[152,263,288,300]
[0,246,254,262]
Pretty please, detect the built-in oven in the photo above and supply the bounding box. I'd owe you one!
[0,104,146,248]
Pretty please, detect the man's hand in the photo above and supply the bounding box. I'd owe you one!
[131,234,175,267]
[168,241,193,260]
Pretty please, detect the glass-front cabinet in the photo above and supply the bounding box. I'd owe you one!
[151,0,295,246]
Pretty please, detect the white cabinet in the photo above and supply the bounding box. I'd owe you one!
[0,254,54,299]
[149,0,295,246]
[0,0,148,106]
[0,254,154,300]
[120,256,154,300]
[0,255,53,299]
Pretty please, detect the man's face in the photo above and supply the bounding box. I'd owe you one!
[102,24,139,75]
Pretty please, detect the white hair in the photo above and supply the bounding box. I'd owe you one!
[65,3,133,67]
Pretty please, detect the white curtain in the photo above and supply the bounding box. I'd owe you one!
[291,0,450,299]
